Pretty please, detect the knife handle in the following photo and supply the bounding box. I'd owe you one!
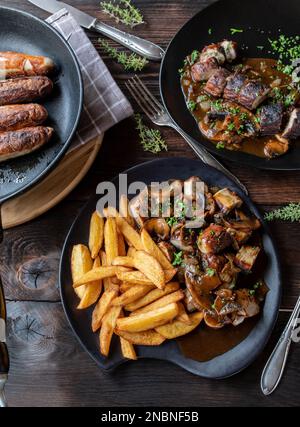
[91,20,165,61]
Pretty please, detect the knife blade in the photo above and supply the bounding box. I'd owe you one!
[28,0,165,61]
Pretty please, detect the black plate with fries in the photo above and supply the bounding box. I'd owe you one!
[59,158,281,379]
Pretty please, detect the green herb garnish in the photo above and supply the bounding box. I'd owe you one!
[230,28,243,35]
[257,46,264,50]
[100,0,144,28]
[227,122,236,132]
[249,289,256,296]
[166,217,178,227]
[134,114,168,154]
[269,34,300,76]
[265,203,300,222]
[206,268,216,277]
[187,100,197,112]
[172,251,183,266]
[208,28,213,35]
[216,142,225,149]
[99,39,148,71]
[211,99,223,111]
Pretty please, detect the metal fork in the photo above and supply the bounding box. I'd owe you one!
[125,76,248,195]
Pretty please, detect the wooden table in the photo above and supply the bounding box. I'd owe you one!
[1,0,299,408]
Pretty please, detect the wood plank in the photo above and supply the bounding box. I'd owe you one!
[4,301,300,407]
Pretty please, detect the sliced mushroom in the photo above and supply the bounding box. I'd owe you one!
[143,218,170,241]
[170,223,195,252]
[185,265,221,311]
[236,289,260,318]
[158,241,176,262]
[197,224,232,254]
[204,312,226,329]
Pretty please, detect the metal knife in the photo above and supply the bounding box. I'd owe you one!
[28,0,165,61]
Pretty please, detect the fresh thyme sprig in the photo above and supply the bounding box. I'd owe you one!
[100,0,144,28]
[265,203,300,222]
[99,39,148,71]
[135,114,168,154]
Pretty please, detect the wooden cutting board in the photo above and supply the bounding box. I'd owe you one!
[1,135,103,230]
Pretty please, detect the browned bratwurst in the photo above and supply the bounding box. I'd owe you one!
[0,103,48,131]
[0,76,53,106]
[0,126,53,162]
[0,51,55,78]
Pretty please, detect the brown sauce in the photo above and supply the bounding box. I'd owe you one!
[181,57,296,158]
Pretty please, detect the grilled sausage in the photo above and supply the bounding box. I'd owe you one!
[0,51,55,79]
[0,126,53,162]
[0,104,48,131]
[0,76,53,106]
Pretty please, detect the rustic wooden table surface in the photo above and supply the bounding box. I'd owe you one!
[1,0,300,408]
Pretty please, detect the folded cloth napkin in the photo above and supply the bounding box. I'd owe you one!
[46,9,133,151]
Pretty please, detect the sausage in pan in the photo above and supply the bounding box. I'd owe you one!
[0,51,55,79]
[0,104,48,131]
[0,126,53,162]
[0,76,53,106]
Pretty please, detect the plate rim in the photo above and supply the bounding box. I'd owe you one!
[159,0,300,171]
[59,157,282,379]
[0,6,84,203]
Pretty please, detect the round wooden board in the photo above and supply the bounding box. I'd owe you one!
[1,135,103,230]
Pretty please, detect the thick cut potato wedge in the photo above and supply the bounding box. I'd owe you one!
[120,337,137,360]
[141,229,173,270]
[112,284,152,306]
[73,266,128,288]
[125,282,180,312]
[155,312,204,339]
[92,288,118,332]
[112,256,135,268]
[100,305,122,356]
[89,211,104,259]
[71,244,93,299]
[127,247,137,258]
[104,217,119,265]
[116,302,179,332]
[176,302,192,325]
[118,233,127,256]
[100,251,119,292]
[77,256,102,310]
[114,329,166,346]
[117,270,154,286]
[133,250,165,289]
[164,268,178,283]
[119,195,135,227]
[115,216,143,250]
[120,283,155,293]
[130,290,184,316]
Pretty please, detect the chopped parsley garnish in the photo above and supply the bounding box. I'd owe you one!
[178,68,185,77]
[257,46,264,50]
[254,116,261,124]
[269,34,300,76]
[211,303,216,310]
[206,268,216,277]
[211,99,223,111]
[227,122,236,132]
[230,28,243,35]
[216,142,225,149]
[187,100,197,112]
[229,106,240,115]
[210,230,215,236]
[249,289,256,296]
[166,216,178,227]
[239,112,249,121]
[197,94,209,102]
[172,251,183,266]
[208,28,213,35]
[190,50,199,65]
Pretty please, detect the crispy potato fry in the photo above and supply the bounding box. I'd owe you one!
[103,206,119,218]
[73,266,127,288]
[116,216,143,250]
[115,329,166,346]
[164,268,178,283]
[117,270,153,286]
[120,283,155,293]
[112,256,135,268]
[125,282,180,312]
[77,256,102,310]
[120,337,137,360]
[141,229,173,270]
[133,250,165,289]
[112,284,152,306]
[155,312,204,339]
[130,290,184,316]
[92,288,118,332]
[71,244,93,299]
[116,303,179,332]
[127,247,137,258]
[100,305,122,356]
[89,211,104,259]
[104,217,119,265]
[119,195,135,227]
[100,251,118,292]
[118,233,127,256]
[176,302,192,325]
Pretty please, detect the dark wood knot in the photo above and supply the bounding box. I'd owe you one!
[17,255,59,291]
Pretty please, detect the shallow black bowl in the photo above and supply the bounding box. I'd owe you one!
[60,158,281,379]
[160,0,300,170]
[0,7,83,203]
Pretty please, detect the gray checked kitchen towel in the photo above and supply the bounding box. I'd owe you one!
[46,9,133,151]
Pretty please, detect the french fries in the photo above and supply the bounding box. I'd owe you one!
[141,229,173,270]
[71,244,93,299]
[92,288,118,332]
[116,303,179,333]
[115,329,166,346]
[155,312,204,339]
[129,290,184,317]
[71,203,205,361]
[125,282,180,312]
[89,211,104,259]
[100,305,122,356]
[77,256,102,310]
[133,250,165,289]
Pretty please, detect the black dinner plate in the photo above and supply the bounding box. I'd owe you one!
[0,7,83,203]
[160,0,300,170]
[60,158,281,379]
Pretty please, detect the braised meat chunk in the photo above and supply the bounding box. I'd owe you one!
[259,103,283,136]
[223,73,247,102]
[282,108,300,139]
[238,80,270,110]
[220,40,238,62]
[204,68,231,97]
[191,57,219,82]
